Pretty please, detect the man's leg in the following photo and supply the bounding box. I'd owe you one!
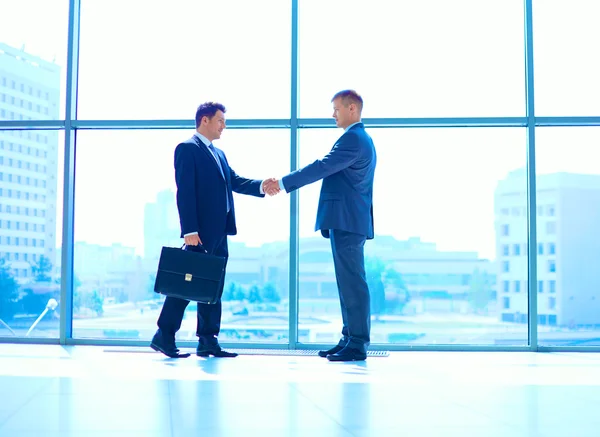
[317,257,348,357]
[196,236,236,357]
[197,299,223,341]
[157,296,190,337]
[196,237,234,356]
[331,232,350,347]
[153,296,191,357]
[330,229,370,353]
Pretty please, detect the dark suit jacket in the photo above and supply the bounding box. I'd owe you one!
[282,122,376,239]
[174,136,264,246]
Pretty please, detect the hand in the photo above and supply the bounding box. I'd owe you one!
[184,234,202,246]
[263,178,281,196]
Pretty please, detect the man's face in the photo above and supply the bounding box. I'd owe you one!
[203,110,226,141]
[332,98,353,129]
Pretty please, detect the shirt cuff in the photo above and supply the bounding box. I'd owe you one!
[184,232,198,237]
[278,179,286,192]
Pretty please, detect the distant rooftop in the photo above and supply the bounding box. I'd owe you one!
[0,42,61,75]
[497,167,600,193]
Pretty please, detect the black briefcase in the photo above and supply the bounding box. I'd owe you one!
[154,246,226,304]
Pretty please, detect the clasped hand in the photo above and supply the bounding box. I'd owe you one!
[263,178,282,196]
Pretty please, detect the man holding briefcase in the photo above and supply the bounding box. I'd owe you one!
[150,102,279,358]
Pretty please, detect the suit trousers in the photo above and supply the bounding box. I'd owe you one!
[330,229,371,352]
[157,236,229,341]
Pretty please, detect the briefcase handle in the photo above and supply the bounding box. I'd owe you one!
[181,243,208,254]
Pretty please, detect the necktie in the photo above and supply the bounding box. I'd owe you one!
[208,143,230,212]
[208,143,224,178]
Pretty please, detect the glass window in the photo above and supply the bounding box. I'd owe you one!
[72,129,290,342]
[0,1,67,119]
[299,0,525,117]
[77,0,291,119]
[513,244,521,256]
[536,127,600,345]
[298,127,528,346]
[0,130,63,339]
[534,0,600,115]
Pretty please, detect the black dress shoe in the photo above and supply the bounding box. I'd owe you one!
[196,341,238,358]
[150,330,190,358]
[318,344,345,358]
[327,346,367,362]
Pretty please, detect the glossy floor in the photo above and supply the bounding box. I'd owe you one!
[0,344,598,436]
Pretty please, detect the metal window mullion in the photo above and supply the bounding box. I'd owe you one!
[524,0,538,350]
[288,0,300,349]
[59,0,81,344]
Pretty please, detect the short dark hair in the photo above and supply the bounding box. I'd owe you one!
[331,89,363,113]
[195,102,226,128]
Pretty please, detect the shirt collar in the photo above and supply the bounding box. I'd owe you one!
[194,132,211,147]
[344,121,361,132]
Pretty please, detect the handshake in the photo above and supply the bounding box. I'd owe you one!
[263,178,283,197]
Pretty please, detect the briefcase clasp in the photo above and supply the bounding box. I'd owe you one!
[185,273,192,282]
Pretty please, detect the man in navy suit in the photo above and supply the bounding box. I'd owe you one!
[265,90,377,362]
[151,102,279,358]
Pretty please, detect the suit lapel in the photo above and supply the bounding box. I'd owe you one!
[192,136,226,181]
[213,147,230,183]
